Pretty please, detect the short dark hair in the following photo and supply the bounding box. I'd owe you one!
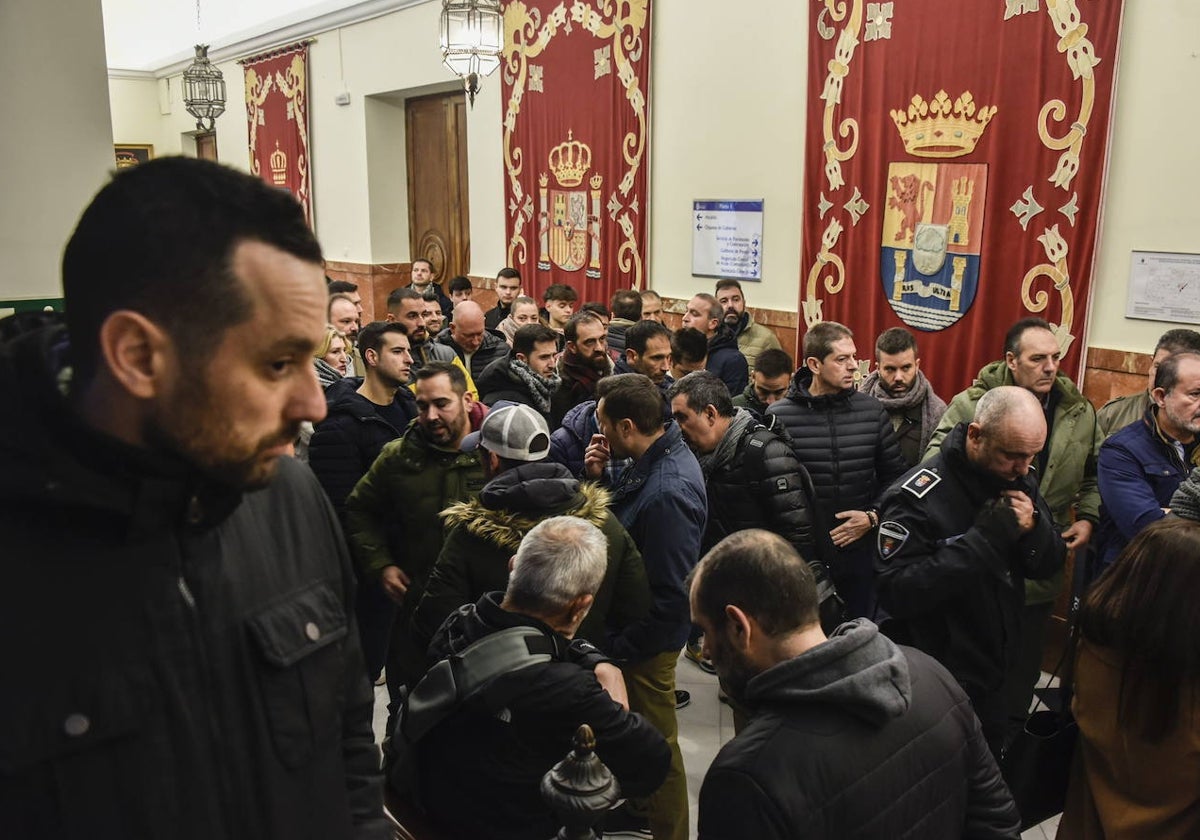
[714,279,743,296]
[581,301,610,319]
[412,258,433,273]
[1155,350,1200,392]
[626,320,672,356]
[754,348,793,378]
[1004,317,1053,356]
[565,311,604,343]
[421,288,441,303]
[802,321,853,361]
[63,157,322,384]
[327,293,356,320]
[596,373,664,436]
[1155,328,1200,356]
[327,279,358,295]
[357,321,409,364]
[415,359,467,394]
[875,326,917,359]
[668,370,733,418]
[387,286,423,311]
[1079,517,1200,740]
[448,275,473,294]
[671,327,709,365]
[544,283,578,303]
[497,267,521,282]
[692,292,721,322]
[692,529,819,636]
[513,323,559,358]
[610,289,643,321]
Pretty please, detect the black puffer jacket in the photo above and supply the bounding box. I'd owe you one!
[416,594,670,840]
[767,368,907,529]
[698,620,1020,840]
[308,379,416,517]
[435,326,510,381]
[0,325,388,839]
[700,410,817,563]
[706,325,749,396]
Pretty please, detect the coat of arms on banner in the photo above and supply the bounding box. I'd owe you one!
[537,130,602,279]
[880,162,988,332]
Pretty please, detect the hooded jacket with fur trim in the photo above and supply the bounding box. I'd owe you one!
[411,461,650,656]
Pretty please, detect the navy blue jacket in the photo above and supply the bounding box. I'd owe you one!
[607,422,707,660]
[706,326,749,396]
[1096,407,1194,568]
[308,380,416,518]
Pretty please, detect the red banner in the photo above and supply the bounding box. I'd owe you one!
[241,42,313,225]
[500,0,651,304]
[800,1,1122,397]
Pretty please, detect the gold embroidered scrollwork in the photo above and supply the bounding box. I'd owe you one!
[1037,0,1100,190]
[502,0,649,287]
[244,68,274,179]
[274,54,311,214]
[818,0,864,192]
[1021,224,1076,354]
[803,219,846,328]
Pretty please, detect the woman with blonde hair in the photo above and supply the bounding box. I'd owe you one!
[314,324,348,389]
[1060,516,1200,839]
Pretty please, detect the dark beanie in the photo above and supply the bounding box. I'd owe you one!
[1170,467,1200,522]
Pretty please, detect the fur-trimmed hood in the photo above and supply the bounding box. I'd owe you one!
[440,461,611,551]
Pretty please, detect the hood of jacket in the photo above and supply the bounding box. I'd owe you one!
[325,384,414,428]
[708,324,738,354]
[441,462,611,551]
[968,359,1088,410]
[0,324,243,527]
[745,619,911,727]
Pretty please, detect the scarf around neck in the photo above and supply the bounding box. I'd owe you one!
[697,408,758,478]
[510,358,561,413]
[860,369,945,454]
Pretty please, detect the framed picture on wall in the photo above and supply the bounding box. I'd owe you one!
[114,144,154,168]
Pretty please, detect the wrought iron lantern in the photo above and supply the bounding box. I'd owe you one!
[182,44,227,132]
[439,0,503,107]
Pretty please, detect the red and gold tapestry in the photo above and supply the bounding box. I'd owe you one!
[241,42,313,225]
[500,0,651,303]
[800,1,1123,396]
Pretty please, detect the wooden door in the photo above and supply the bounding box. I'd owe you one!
[405,92,470,281]
[195,132,218,161]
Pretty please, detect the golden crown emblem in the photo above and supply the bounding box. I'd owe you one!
[548,130,592,188]
[890,90,996,159]
[270,141,288,185]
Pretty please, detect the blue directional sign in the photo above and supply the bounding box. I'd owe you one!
[692,200,764,281]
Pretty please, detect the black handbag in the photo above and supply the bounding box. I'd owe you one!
[999,546,1089,830]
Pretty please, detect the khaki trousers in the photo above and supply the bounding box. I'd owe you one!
[623,650,688,840]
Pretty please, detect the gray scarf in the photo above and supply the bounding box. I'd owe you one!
[698,408,757,478]
[859,369,947,454]
[510,358,561,413]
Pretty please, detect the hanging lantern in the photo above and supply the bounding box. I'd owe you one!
[439,0,503,107]
[182,45,227,132]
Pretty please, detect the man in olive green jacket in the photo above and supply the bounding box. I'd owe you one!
[1096,328,1200,437]
[345,362,486,708]
[923,318,1101,735]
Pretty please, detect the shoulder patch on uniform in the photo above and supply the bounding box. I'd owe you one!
[878,521,910,559]
[901,468,942,499]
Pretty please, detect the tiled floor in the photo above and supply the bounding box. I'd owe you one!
[374,656,1063,839]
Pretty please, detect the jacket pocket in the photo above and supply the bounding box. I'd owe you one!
[247,580,348,769]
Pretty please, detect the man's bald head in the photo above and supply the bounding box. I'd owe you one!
[450,300,486,353]
[966,386,1047,481]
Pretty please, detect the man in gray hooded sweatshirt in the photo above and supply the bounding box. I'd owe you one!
[690,530,1020,840]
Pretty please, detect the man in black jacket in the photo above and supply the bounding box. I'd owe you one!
[436,300,509,382]
[477,323,562,421]
[768,321,907,618]
[408,516,670,839]
[692,530,1021,839]
[0,158,388,838]
[876,386,1066,756]
[681,292,749,396]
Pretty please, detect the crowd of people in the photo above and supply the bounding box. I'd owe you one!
[5,157,1200,840]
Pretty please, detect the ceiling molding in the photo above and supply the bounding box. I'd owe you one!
[108,0,433,78]
[107,68,158,81]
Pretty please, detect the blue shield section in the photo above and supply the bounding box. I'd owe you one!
[880,248,980,332]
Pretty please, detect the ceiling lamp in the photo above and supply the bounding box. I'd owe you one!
[439,0,503,107]
[182,45,227,132]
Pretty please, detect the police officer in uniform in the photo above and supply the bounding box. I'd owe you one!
[875,386,1066,757]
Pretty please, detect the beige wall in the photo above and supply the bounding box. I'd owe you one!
[1,0,115,300]
[101,1,1200,349]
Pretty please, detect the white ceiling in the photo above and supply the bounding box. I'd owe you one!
[100,0,394,72]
